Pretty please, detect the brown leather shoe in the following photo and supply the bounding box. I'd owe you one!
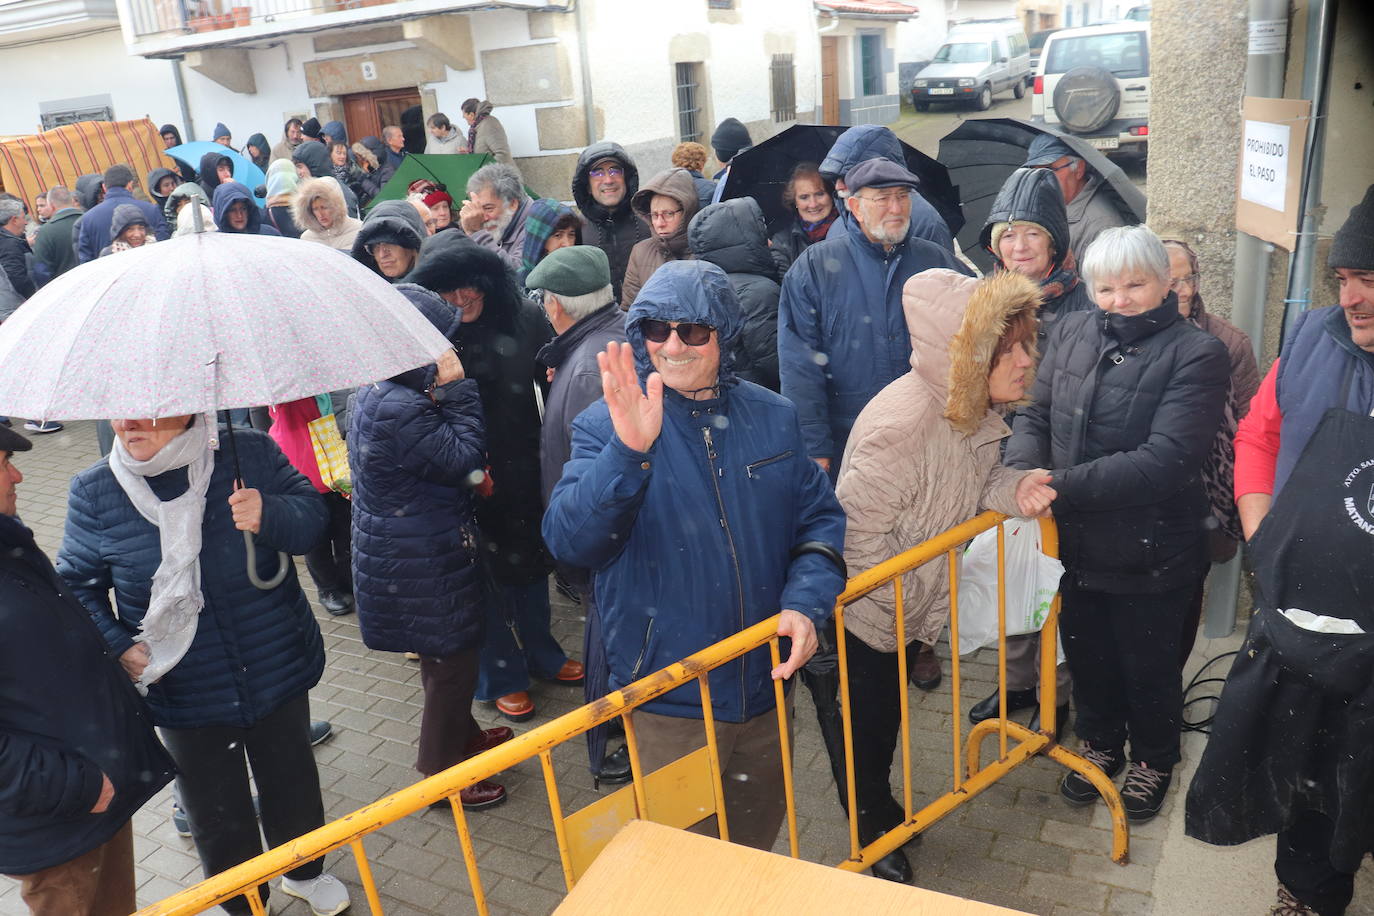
[549,659,585,686]
[910,643,942,690]
[464,726,514,757]
[494,692,535,722]
[460,780,507,810]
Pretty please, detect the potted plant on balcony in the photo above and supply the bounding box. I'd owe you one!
[230,5,250,26]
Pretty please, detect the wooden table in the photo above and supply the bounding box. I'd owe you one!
[555,820,1030,915]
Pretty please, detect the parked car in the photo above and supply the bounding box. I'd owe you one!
[911,20,1032,112]
[1125,5,1151,20]
[1032,21,1150,155]
[1029,28,1061,74]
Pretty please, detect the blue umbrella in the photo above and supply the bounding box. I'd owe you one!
[163,141,267,208]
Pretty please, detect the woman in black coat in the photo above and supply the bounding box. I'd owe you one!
[1003,225,1229,824]
[406,235,582,723]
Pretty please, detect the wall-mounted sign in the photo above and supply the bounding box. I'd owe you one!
[1235,96,1312,250]
[361,61,377,81]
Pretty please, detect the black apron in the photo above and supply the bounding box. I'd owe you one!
[1185,408,1374,871]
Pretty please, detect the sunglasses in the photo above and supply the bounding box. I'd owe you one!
[640,319,715,346]
[590,166,624,180]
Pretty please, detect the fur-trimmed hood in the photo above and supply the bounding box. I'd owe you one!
[903,268,1042,434]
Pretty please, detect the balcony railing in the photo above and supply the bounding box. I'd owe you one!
[125,0,405,39]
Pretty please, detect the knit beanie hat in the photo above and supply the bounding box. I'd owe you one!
[1329,184,1374,271]
[989,219,1053,254]
[710,118,752,164]
[213,122,231,142]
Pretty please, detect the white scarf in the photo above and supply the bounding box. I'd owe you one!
[108,420,214,691]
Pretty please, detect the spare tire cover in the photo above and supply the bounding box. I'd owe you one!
[1052,67,1121,134]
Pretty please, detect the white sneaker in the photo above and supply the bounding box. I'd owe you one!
[23,420,63,433]
[280,873,350,916]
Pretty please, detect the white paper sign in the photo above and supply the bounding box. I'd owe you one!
[1240,119,1290,212]
[361,61,377,81]
[1248,19,1286,55]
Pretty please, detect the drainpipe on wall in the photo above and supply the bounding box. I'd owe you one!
[1280,0,1339,342]
[171,56,195,142]
[574,0,596,146]
[1206,0,1290,639]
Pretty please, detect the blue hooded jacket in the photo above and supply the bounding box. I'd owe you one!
[778,213,970,465]
[349,284,488,656]
[543,260,846,721]
[819,124,956,255]
[76,186,170,263]
[212,181,281,235]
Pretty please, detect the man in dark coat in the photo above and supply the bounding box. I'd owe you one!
[31,185,82,286]
[819,124,956,256]
[0,198,33,301]
[543,259,847,851]
[0,426,175,914]
[571,141,650,304]
[688,197,782,391]
[76,164,170,264]
[212,182,281,236]
[407,235,579,723]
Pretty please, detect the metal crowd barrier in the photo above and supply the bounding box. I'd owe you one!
[135,511,1127,916]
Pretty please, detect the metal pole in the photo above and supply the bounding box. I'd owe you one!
[1280,0,1339,342]
[170,56,195,142]
[1205,0,1292,639]
[574,0,597,147]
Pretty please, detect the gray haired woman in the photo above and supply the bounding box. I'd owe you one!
[1003,225,1230,823]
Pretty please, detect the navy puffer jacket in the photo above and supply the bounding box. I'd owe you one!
[543,260,846,722]
[57,427,328,729]
[349,284,488,656]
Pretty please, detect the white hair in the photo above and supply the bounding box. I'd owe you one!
[543,284,615,321]
[468,162,524,204]
[1080,224,1170,287]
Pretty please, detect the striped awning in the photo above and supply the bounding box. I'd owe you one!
[0,118,172,213]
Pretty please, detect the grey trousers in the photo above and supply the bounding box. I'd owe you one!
[632,694,794,852]
[1003,632,1072,695]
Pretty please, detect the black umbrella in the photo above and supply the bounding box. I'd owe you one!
[718,123,964,238]
[936,117,1146,274]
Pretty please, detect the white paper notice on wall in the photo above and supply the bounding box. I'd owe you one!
[1248,19,1286,55]
[1240,119,1290,212]
[361,61,377,81]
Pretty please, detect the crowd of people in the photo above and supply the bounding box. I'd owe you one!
[1,103,1371,916]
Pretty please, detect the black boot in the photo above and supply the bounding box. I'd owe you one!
[859,821,914,884]
[1028,702,1071,741]
[593,744,632,788]
[968,687,1038,723]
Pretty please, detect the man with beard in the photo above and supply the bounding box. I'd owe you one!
[571,142,650,304]
[777,158,969,688]
[458,163,530,270]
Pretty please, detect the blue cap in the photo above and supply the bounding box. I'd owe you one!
[1024,134,1075,167]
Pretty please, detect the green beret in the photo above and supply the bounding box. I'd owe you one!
[526,245,611,297]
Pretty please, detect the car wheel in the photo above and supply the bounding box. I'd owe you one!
[1013,79,1026,99]
[1051,66,1121,134]
[914,101,930,112]
[975,85,993,111]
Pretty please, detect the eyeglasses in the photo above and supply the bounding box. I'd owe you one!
[590,166,625,180]
[640,319,715,346]
[649,207,683,223]
[1169,274,1198,290]
[1035,161,1077,173]
[853,189,911,208]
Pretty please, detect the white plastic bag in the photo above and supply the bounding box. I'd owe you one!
[955,518,1065,657]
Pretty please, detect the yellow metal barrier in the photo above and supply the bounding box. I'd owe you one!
[135,511,1126,916]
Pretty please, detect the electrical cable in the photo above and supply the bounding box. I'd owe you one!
[1181,650,1238,734]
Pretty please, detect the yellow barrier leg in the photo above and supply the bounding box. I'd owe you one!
[769,639,800,859]
[540,750,578,891]
[948,549,964,793]
[834,605,862,861]
[349,839,386,916]
[449,796,488,915]
[698,675,730,843]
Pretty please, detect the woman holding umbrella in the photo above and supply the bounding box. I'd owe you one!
[57,418,351,916]
[769,162,839,273]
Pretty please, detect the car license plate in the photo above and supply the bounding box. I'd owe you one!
[1088,136,1120,149]
[930,87,954,95]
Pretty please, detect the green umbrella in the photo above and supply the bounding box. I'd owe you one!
[366,152,493,211]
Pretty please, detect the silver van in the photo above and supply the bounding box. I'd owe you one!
[911,20,1032,112]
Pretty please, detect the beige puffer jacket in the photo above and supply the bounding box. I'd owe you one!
[835,268,1043,652]
[293,177,363,252]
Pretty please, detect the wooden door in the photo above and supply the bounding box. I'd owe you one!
[821,37,840,124]
[341,88,421,144]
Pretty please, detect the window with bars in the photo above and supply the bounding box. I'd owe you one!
[770,53,796,122]
[675,62,703,143]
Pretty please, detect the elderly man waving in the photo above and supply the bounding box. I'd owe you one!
[543,259,846,851]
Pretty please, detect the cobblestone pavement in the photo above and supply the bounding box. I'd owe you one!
[3,420,1371,916]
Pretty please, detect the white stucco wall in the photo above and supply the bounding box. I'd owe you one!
[0,28,181,135]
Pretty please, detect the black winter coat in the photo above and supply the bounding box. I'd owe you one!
[0,514,174,874]
[688,197,782,391]
[1004,296,1230,594]
[572,142,650,304]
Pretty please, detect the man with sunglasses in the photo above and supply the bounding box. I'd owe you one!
[544,260,846,852]
[571,142,651,304]
[1023,135,1127,266]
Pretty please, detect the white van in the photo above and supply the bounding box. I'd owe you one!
[911,20,1032,112]
[1033,22,1150,154]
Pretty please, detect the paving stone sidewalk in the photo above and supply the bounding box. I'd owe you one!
[3,421,1370,916]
